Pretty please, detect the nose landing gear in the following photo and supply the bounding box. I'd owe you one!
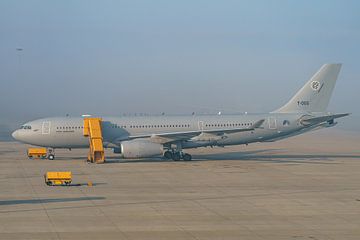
[47,148,55,160]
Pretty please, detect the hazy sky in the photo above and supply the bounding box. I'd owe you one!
[0,0,359,132]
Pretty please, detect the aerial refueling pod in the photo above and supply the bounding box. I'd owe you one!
[120,139,163,158]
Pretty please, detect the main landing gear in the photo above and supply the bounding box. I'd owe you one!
[163,150,192,161]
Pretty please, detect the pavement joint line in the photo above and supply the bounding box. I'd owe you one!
[149,204,200,240]
[191,198,266,239]
[77,183,131,240]
[275,196,330,240]
[18,155,62,240]
[1,187,360,214]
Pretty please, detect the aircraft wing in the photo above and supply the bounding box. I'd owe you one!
[127,119,265,144]
[300,113,350,126]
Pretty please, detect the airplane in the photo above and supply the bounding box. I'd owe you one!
[12,64,349,161]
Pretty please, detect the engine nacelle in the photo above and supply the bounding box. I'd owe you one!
[113,148,121,154]
[120,139,163,158]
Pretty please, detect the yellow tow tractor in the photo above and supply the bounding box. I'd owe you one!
[27,148,55,160]
[44,172,72,186]
[27,148,47,159]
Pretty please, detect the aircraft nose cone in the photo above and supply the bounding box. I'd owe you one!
[12,130,19,140]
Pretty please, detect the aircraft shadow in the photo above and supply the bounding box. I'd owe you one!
[104,150,274,164]
[105,157,166,164]
[104,149,360,164]
[0,196,105,206]
[193,151,360,164]
[49,149,360,165]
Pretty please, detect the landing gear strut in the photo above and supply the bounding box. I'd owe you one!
[47,148,55,160]
[172,152,181,161]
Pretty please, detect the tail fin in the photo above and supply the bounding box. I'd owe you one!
[274,64,342,113]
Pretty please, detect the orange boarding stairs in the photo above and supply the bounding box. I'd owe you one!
[83,118,105,163]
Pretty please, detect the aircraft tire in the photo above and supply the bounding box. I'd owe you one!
[183,153,192,161]
[164,151,173,159]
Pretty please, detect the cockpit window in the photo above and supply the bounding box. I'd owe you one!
[21,125,32,130]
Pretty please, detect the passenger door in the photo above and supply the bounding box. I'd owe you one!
[268,117,277,130]
[198,121,204,131]
[42,121,51,134]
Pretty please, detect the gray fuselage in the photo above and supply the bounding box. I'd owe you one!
[12,112,320,149]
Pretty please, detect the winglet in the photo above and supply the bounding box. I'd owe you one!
[251,119,265,129]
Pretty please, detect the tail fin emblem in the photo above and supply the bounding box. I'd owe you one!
[310,80,321,91]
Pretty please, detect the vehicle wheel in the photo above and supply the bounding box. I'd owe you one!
[48,154,55,160]
[172,152,181,161]
[183,153,192,161]
[164,151,173,159]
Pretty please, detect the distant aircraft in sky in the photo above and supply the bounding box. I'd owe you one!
[12,64,349,161]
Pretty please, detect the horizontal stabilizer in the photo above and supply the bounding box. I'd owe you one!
[300,113,350,126]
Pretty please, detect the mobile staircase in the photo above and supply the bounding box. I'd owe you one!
[83,118,105,163]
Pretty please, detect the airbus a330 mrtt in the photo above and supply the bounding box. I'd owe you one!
[12,64,349,161]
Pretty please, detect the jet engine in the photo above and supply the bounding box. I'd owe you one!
[120,139,163,158]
